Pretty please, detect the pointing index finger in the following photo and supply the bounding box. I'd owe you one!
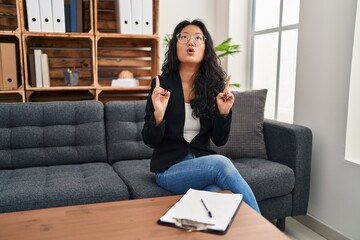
[225,75,231,89]
[155,76,160,88]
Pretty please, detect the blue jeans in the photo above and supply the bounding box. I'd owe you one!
[155,152,261,214]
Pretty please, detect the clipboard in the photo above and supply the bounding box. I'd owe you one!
[157,189,243,235]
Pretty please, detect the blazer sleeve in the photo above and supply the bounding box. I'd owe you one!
[141,78,166,148]
[210,108,232,147]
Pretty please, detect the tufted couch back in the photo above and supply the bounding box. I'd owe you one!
[0,101,107,169]
[104,100,152,164]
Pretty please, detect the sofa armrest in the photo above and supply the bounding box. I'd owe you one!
[263,119,313,216]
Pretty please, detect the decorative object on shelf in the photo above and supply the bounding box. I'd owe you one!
[112,70,139,87]
[64,68,79,86]
[118,70,134,79]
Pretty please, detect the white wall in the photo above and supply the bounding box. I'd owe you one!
[295,0,360,239]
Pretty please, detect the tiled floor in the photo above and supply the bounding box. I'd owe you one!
[284,217,327,240]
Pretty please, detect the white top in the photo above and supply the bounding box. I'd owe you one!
[183,103,200,143]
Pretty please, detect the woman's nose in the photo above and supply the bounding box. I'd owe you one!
[187,38,195,46]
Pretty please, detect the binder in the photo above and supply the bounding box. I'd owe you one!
[131,0,142,34]
[158,189,243,234]
[25,0,42,32]
[0,43,19,90]
[69,0,77,32]
[52,0,66,33]
[28,53,37,87]
[76,0,83,32]
[142,0,152,34]
[39,0,54,32]
[41,53,50,87]
[115,0,132,34]
[34,49,43,88]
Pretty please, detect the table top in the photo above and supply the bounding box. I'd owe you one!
[0,195,288,240]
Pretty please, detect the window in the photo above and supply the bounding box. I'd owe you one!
[345,0,360,165]
[250,0,300,123]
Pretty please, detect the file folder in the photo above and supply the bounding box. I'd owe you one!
[52,0,66,33]
[115,0,132,34]
[41,53,50,87]
[39,0,54,32]
[142,0,153,34]
[34,49,43,88]
[0,43,19,90]
[131,0,143,34]
[25,0,42,32]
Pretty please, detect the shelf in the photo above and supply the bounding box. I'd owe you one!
[96,35,159,88]
[0,0,20,33]
[23,34,95,89]
[0,0,159,103]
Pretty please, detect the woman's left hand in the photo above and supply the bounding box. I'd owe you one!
[216,75,235,116]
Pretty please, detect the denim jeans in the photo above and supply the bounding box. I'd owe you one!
[155,152,261,214]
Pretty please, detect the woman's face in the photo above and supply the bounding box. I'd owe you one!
[176,25,206,66]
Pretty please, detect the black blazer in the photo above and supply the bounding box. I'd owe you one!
[142,72,232,173]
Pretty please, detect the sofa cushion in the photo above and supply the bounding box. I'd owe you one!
[212,89,268,159]
[0,101,107,170]
[105,101,153,164]
[0,163,129,213]
[231,158,295,201]
[112,159,173,199]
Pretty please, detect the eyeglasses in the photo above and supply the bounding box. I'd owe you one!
[176,32,207,45]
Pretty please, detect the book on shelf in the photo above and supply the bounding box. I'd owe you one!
[41,53,50,87]
[34,49,43,88]
[28,53,37,87]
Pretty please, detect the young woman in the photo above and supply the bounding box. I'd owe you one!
[142,20,260,213]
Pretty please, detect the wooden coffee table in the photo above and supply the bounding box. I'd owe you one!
[0,195,288,240]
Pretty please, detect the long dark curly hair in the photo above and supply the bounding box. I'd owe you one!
[161,19,227,119]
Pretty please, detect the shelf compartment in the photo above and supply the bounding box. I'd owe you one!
[0,33,24,91]
[26,89,95,102]
[0,0,20,32]
[21,0,94,34]
[23,35,95,88]
[94,0,159,35]
[96,35,159,88]
[0,91,24,102]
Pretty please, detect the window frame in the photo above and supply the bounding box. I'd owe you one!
[249,0,299,121]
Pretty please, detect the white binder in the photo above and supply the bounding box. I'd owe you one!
[116,0,132,34]
[52,0,66,33]
[39,0,54,32]
[25,0,42,32]
[131,0,143,34]
[41,53,50,87]
[34,49,43,88]
[142,0,152,34]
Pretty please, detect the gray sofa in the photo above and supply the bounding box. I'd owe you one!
[0,99,312,231]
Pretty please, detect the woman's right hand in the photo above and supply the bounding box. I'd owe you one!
[151,76,171,125]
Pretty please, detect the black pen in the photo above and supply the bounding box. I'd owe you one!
[201,199,212,218]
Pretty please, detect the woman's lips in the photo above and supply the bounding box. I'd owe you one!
[187,47,195,55]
